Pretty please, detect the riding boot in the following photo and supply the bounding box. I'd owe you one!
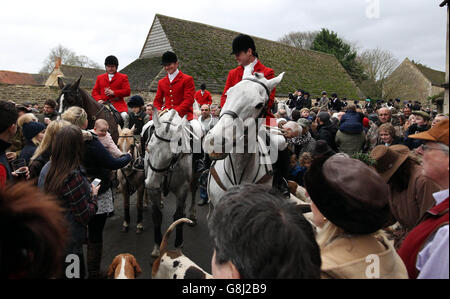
[87,242,104,279]
[198,170,209,206]
[273,148,291,200]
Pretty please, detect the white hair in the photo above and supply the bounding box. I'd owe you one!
[283,121,302,135]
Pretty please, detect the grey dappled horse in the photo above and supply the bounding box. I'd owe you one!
[203,68,285,208]
[144,109,198,257]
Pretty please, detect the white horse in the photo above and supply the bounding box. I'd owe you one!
[203,68,285,208]
[144,108,199,257]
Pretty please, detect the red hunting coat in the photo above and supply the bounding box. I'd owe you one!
[194,90,213,106]
[221,60,276,125]
[154,71,195,121]
[92,72,131,113]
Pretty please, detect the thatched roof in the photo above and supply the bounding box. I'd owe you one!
[121,14,360,99]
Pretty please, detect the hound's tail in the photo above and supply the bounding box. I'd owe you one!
[159,218,193,255]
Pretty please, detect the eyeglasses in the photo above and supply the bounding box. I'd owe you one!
[421,144,449,153]
[201,109,209,111]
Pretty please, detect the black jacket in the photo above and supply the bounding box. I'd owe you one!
[128,111,147,136]
[29,150,51,181]
[82,134,132,194]
[317,121,339,152]
[330,98,343,112]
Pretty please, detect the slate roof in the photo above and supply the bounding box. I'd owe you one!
[121,14,360,98]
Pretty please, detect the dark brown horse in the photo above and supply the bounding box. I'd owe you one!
[56,76,119,143]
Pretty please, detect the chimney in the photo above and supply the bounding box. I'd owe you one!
[55,57,62,69]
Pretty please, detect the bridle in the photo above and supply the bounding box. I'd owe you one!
[220,78,271,121]
[58,85,111,123]
[147,121,184,174]
[210,77,273,189]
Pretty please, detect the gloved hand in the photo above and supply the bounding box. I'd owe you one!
[158,109,170,117]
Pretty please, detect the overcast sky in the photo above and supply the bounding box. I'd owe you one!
[1,0,447,74]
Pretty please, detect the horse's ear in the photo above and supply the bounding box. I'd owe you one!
[117,125,122,135]
[72,76,82,90]
[130,125,136,134]
[153,107,161,128]
[57,76,65,89]
[266,72,285,93]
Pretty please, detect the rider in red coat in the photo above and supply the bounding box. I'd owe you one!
[92,55,131,115]
[194,84,213,107]
[153,51,195,121]
[220,35,276,125]
[220,34,290,199]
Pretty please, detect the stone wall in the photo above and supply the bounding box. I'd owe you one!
[0,83,60,105]
[0,84,289,109]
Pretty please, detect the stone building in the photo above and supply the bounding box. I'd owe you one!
[120,14,361,104]
[383,58,445,109]
[45,58,104,89]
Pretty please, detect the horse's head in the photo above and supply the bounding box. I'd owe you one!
[117,125,136,155]
[203,69,284,159]
[57,76,83,115]
[145,108,189,189]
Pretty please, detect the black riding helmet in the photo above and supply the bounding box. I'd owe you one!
[231,34,258,58]
[161,51,178,66]
[105,55,119,67]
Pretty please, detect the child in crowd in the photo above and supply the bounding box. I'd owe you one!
[90,119,123,158]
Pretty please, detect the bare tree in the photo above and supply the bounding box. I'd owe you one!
[39,44,102,74]
[358,48,399,99]
[358,48,399,81]
[278,31,319,49]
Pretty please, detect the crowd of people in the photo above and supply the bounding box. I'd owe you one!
[0,33,448,279]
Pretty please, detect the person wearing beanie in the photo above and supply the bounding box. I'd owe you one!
[125,95,149,136]
[92,55,131,127]
[397,119,449,279]
[304,154,408,279]
[19,121,46,165]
